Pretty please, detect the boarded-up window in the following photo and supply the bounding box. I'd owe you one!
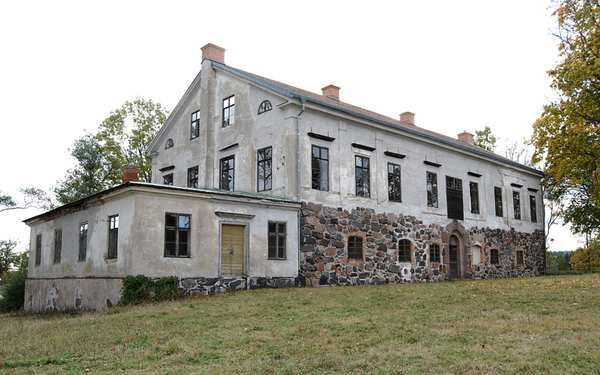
[79,222,88,262]
[348,236,363,260]
[490,248,499,265]
[35,234,42,266]
[107,215,119,259]
[311,145,329,191]
[427,172,438,208]
[165,214,191,257]
[53,229,62,264]
[494,187,503,217]
[430,243,440,262]
[268,222,286,259]
[399,239,411,262]
[470,181,480,214]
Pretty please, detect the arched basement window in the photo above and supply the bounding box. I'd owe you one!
[398,239,411,262]
[490,248,499,265]
[258,100,273,114]
[348,236,363,260]
[165,138,174,149]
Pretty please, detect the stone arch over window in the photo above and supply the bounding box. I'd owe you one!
[471,245,481,266]
[258,100,273,114]
[429,243,441,263]
[490,248,499,265]
[398,239,412,262]
[347,235,363,260]
[165,138,174,149]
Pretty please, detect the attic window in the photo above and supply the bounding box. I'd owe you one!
[165,138,174,149]
[258,100,272,114]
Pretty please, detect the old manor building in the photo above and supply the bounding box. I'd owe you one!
[24,43,545,311]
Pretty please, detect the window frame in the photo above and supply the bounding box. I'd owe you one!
[398,239,412,262]
[355,155,371,198]
[387,162,402,202]
[513,190,521,220]
[190,110,200,139]
[490,248,499,265]
[311,145,329,191]
[529,195,537,223]
[35,233,42,266]
[164,213,191,258]
[219,155,235,191]
[187,166,199,188]
[347,236,363,260]
[79,222,88,262]
[268,221,287,260]
[53,229,62,264]
[429,243,441,263]
[494,187,503,217]
[257,100,272,114]
[257,146,273,192]
[222,95,235,127]
[107,215,119,260]
[427,171,438,208]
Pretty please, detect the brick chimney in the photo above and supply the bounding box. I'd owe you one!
[457,131,475,145]
[122,165,139,183]
[321,84,340,101]
[201,43,226,64]
[399,111,415,126]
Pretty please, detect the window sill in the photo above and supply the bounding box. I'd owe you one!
[105,257,118,263]
[268,257,287,261]
[164,256,191,259]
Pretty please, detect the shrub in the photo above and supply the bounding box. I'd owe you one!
[0,271,26,312]
[121,275,180,305]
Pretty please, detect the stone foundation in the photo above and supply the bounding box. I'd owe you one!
[299,202,545,286]
[178,276,297,296]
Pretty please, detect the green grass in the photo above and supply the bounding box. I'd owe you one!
[1,274,600,374]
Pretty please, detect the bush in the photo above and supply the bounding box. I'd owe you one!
[570,238,600,273]
[121,275,180,305]
[0,271,26,312]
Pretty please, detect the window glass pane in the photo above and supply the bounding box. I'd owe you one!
[166,214,177,228]
[178,215,190,229]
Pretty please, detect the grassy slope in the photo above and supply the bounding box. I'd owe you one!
[1,274,600,374]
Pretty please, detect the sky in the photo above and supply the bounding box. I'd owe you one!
[0,0,585,252]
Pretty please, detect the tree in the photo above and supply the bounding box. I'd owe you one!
[96,98,168,185]
[0,188,53,214]
[54,134,112,205]
[504,139,536,168]
[0,240,18,280]
[570,238,600,273]
[532,0,600,238]
[474,126,497,151]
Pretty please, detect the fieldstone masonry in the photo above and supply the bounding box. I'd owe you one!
[178,276,297,295]
[299,202,545,286]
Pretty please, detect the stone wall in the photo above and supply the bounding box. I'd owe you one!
[299,202,545,286]
[178,277,297,296]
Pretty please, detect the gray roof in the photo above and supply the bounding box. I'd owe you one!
[211,60,543,177]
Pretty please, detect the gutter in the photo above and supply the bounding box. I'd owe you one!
[293,95,305,282]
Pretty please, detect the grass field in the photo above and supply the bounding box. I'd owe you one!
[1,274,600,374]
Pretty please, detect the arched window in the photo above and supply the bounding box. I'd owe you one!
[258,100,272,114]
[429,244,441,262]
[471,245,481,266]
[490,248,499,265]
[165,138,174,149]
[398,239,411,262]
[348,236,363,260]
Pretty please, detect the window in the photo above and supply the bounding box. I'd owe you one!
[446,176,464,220]
[430,244,441,263]
[190,110,200,139]
[257,146,272,192]
[35,234,42,266]
[79,222,88,262]
[311,145,329,191]
[53,229,62,264]
[516,250,524,266]
[165,138,174,149]
[107,215,119,259]
[220,155,235,191]
[530,195,537,223]
[187,166,199,188]
[513,191,521,220]
[494,187,503,217]
[399,239,411,262]
[258,100,272,114]
[388,163,402,202]
[268,222,286,259]
[163,173,173,185]
[469,181,480,214]
[165,214,190,257]
[490,248,499,265]
[471,245,481,266]
[222,95,235,127]
[355,156,370,197]
[427,172,438,208]
[348,236,363,260]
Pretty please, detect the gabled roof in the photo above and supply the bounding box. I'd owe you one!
[210,60,543,177]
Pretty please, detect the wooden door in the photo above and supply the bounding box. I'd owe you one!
[448,235,460,279]
[221,224,245,276]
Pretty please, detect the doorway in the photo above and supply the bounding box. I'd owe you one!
[448,235,460,279]
[221,224,245,276]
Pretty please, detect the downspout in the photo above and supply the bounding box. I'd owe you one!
[295,96,305,285]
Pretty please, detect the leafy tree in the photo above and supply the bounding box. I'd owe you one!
[0,188,53,214]
[570,238,600,273]
[96,98,168,185]
[0,240,18,280]
[54,134,112,205]
[474,126,497,151]
[532,0,600,237]
[0,251,28,312]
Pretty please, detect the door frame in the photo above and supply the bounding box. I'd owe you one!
[218,221,250,277]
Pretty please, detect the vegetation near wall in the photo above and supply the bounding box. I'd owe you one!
[120,275,180,305]
[570,238,600,273]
